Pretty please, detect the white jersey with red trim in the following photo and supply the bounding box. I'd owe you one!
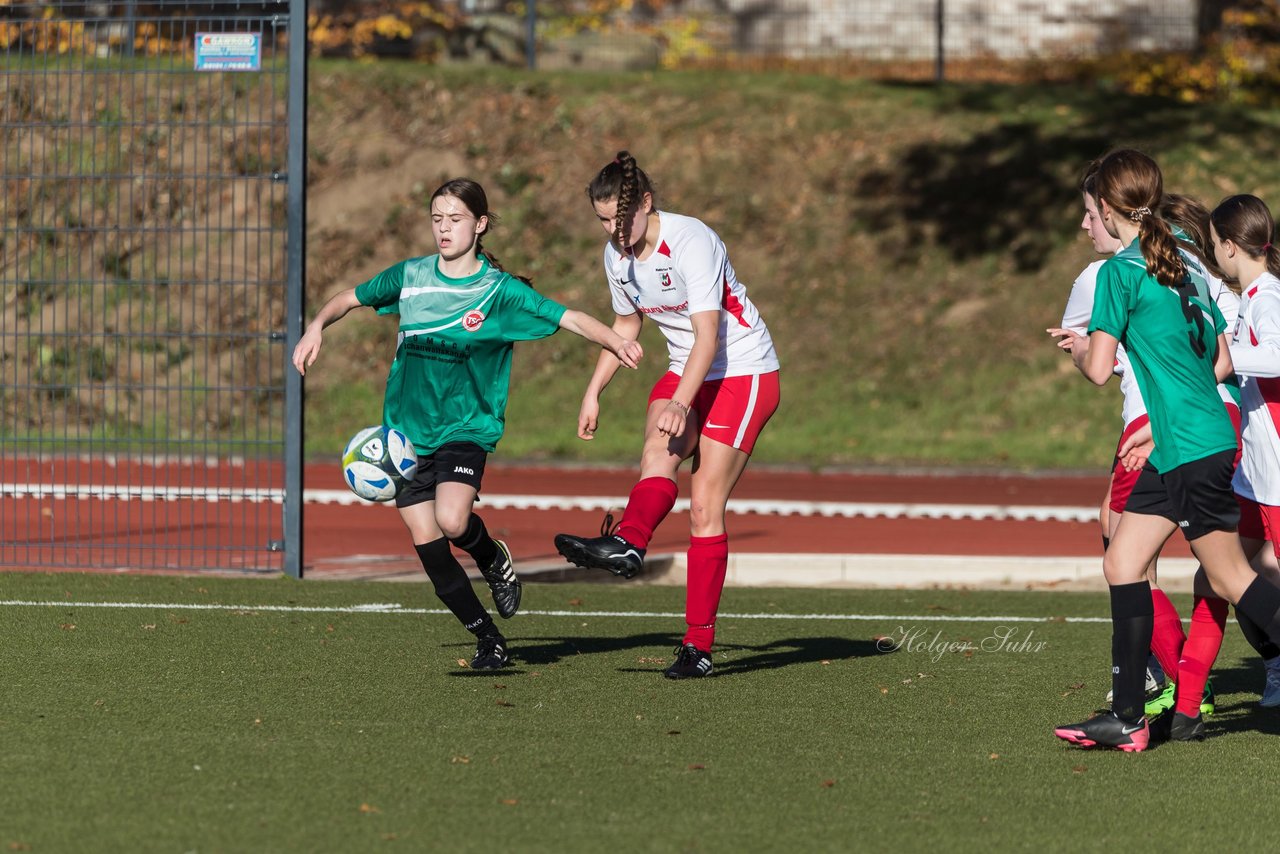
[1197,254,1241,408]
[1062,253,1237,429]
[1063,260,1146,428]
[1230,272,1280,504]
[603,211,779,379]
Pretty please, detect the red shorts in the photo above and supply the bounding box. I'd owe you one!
[648,370,780,454]
[1237,496,1280,555]
[1109,415,1149,515]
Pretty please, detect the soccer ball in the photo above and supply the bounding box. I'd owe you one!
[341,425,418,502]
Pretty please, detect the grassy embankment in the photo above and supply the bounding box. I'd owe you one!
[10,60,1279,470]
[304,63,1280,471]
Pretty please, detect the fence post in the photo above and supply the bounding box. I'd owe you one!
[935,0,945,82]
[526,0,536,70]
[284,0,308,579]
[124,0,136,57]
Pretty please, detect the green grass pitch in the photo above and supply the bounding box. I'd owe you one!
[4,571,1280,851]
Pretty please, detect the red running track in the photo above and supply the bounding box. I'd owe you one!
[308,465,1156,564]
[2,463,1187,574]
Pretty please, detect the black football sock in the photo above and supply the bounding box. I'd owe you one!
[1110,580,1154,723]
[1236,576,1280,653]
[415,538,494,636]
[1236,610,1280,660]
[449,514,498,569]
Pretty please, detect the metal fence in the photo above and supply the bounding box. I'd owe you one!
[1,0,306,575]
[439,0,1204,78]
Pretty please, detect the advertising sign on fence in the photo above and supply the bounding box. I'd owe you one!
[194,32,262,71]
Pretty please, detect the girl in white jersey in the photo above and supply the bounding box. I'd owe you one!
[293,179,642,671]
[1211,194,1280,707]
[553,151,781,679]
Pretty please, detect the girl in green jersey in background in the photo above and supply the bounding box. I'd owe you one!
[293,179,643,670]
[1052,149,1280,750]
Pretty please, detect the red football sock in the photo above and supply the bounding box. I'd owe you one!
[683,533,729,652]
[1175,595,1228,718]
[614,477,678,549]
[1150,588,1187,682]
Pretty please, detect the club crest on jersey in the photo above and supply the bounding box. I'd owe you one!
[660,271,673,290]
[462,310,486,332]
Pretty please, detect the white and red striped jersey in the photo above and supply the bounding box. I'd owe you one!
[1063,260,1146,428]
[603,211,779,379]
[1062,251,1239,429]
[1230,272,1280,504]
[1196,253,1242,409]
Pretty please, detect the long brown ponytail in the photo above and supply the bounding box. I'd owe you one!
[586,150,656,249]
[1094,149,1187,289]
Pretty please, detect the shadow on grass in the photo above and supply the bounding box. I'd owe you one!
[439,633,674,677]
[703,636,890,678]
[450,632,682,668]
[1192,661,1280,740]
[608,635,889,677]
[441,633,891,675]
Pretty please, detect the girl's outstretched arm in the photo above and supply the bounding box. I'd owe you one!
[292,288,363,376]
[559,309,643,369]
[568,312,643,440]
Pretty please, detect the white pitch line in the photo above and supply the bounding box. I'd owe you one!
[0,598,1113,623]
[0,482,1097,523]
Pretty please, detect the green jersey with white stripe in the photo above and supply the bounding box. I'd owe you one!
[1089,239,1235,472]
[355,255,567,454]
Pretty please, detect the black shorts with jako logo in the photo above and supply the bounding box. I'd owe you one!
[1123,448,1240,541]
[395,441,488,508]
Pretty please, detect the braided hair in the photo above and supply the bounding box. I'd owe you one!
[586,151,656,250]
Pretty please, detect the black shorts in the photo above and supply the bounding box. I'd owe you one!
[1123,448,1240,540]
[395,441,488,508]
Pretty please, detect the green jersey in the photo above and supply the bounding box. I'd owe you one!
[355,255,567,454]
[1089,239,1235,472]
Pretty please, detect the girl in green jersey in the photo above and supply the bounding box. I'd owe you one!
[1052,149,1280,750]
[293,179,643,670]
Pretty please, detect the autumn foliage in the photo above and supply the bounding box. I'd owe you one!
[3,0,1280,102]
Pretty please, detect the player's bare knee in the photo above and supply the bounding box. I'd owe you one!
[688,499,725,535]
[434,509,469,541]
[1102,553,1145,586]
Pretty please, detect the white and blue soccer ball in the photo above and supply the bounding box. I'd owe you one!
[341,425,418,502]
